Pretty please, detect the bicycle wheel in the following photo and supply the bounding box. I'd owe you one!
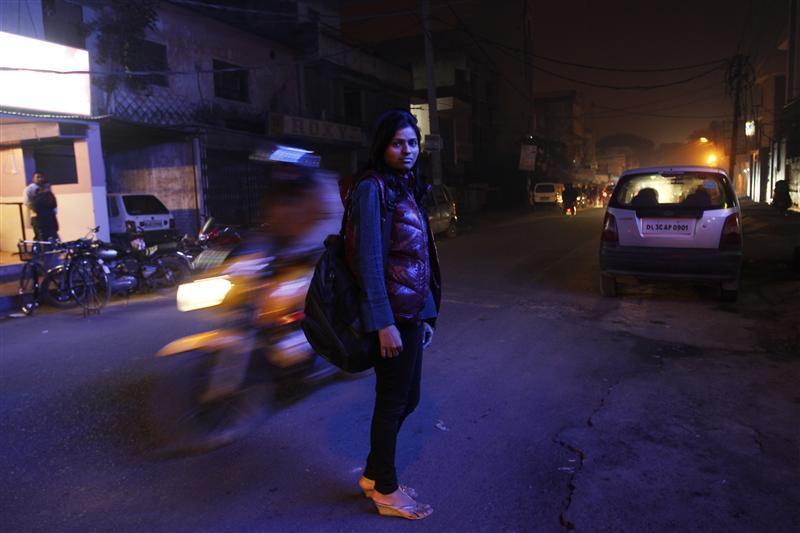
[69,258,110,312]
[42,267,75,308]
[18,262,41,315]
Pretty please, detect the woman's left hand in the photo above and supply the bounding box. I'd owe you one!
[422,323,434,350]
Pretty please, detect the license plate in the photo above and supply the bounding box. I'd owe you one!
[642,219,695,235]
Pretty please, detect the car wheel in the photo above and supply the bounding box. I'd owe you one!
[600,274,617,297]
[446,220,458,238]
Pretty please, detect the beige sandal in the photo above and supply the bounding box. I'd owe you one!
[372,499,433,520]
[358,476,418,499]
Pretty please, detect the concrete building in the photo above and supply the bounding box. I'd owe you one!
[596,147,635,180]
[533,91,594,183]
[81,1,304,230]
[748,0,800,206]
[89,0,413,228]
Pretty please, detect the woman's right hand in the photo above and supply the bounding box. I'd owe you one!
[378,325,403,358]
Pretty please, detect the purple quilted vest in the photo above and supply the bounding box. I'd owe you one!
[346,173,431,323]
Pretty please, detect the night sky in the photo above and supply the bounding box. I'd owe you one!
[346,0,789,146]
[529,0,790,145]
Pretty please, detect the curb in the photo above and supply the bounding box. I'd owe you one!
[0,264,22,314]
[0,294,18,314]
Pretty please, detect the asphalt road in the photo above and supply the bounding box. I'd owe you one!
[1,206,798,532]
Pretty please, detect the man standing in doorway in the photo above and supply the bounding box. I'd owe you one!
[24,172,59,241]
[24,172,45,240]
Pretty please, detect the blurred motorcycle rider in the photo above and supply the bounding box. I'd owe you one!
[255,151,343,376]
[261,163,342,259]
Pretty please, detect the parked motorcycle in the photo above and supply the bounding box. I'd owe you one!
[198,216,242,247]
[151,243,339,455]
[176,217,243,272]
[101,229,192,295]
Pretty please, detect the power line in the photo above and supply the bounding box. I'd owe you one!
[323,6,731,75]
[167,0,478,21]
[427,13,727,75]
[590,92,728,119]
[0,35,386,78]
[428,13,728,91]
[442,2,532,104]
[479,35,727,74]
[586,79,725,114]
[482,35,727,91]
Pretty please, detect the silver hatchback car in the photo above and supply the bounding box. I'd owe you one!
[599,166,743,300]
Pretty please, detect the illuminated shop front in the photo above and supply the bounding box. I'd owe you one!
[0,31,109,254]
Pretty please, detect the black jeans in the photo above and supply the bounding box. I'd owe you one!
[364,322,424,495]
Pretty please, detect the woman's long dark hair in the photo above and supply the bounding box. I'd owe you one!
[362,109,428,203]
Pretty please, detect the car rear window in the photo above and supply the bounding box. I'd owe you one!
[612,172,734,209]
[122,195,169,215]
[535,184,555,193]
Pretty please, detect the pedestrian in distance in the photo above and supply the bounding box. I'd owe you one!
[344,109,441,520]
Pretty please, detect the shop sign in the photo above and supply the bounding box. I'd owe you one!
[269,113,361,144]
[0,31,90,116]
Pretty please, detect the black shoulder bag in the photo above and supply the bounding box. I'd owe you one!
[301,178,390,373]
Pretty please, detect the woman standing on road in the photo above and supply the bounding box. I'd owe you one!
[345,110,441,520]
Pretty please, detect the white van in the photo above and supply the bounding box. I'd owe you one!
[532,182,564,205]
[107,193,177,243]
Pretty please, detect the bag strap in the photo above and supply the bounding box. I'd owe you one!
[340,173,393,237]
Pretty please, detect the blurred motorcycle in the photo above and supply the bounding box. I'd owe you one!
[151,244,340,455]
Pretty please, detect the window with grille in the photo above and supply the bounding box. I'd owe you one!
[214,60,249,102]
[127,39,168,87]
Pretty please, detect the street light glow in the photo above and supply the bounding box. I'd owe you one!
[707,153,718,165]
[699,137,710,143]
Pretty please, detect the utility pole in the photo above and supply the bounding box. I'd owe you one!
[523,0,535,133]
[422,0,442,185]
[727,54,743,180]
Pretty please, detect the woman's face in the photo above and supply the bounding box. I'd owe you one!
[383,126,419,172]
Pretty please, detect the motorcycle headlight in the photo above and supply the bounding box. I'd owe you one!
[177,276,233,312]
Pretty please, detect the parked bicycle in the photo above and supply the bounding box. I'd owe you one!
[17,239,61,316]
[18,228,111,316]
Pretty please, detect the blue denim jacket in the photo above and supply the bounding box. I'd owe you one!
[351,179,437,332]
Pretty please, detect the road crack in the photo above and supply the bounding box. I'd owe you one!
[586,378,622,428]
[552,436,585,530]
[555,376,627,529]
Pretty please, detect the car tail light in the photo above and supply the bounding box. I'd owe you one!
[719,213,742,250]
[601,212,618,243]
[125,220,136,233]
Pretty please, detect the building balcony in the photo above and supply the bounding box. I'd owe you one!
[104,88,210,127]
